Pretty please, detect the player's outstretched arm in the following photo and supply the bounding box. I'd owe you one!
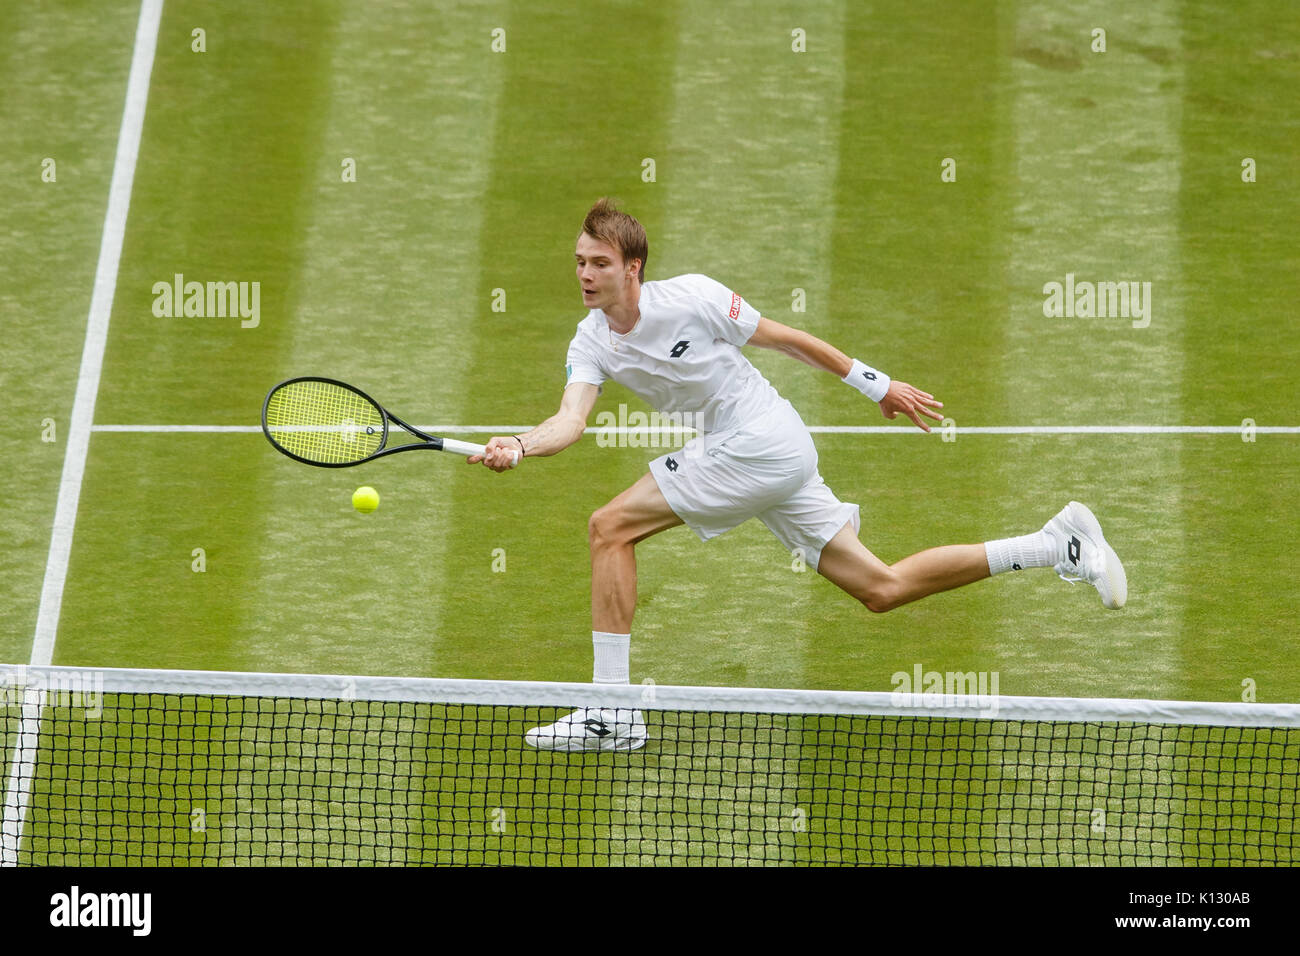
[471,382,599,472]
[747,316,944,432]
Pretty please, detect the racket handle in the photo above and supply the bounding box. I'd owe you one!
[441,437,520,466]
[440,437,487,457]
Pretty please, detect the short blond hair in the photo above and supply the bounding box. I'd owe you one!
[581,197,647,282]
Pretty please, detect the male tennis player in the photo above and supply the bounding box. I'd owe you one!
[471,198,1126,752]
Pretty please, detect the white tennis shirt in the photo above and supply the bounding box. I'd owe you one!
[564,274,786,436]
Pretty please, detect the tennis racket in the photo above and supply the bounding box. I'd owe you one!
[261,376,517,468]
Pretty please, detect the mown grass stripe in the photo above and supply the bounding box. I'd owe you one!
[1173,0,1300,713]
[238,0,514,678]
[54,2,345,676]
[639,0,854,862]
[1002,0,1187,859]
[426,0,684,682]
[814,6,1013,827]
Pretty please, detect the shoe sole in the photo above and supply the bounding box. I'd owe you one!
[524,731,648,753]
[1067,501,1127,610]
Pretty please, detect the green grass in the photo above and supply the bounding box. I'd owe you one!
[3,0,1298,865]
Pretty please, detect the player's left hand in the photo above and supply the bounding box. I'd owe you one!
[879,381,944,432]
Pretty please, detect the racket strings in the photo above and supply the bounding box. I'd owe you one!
[265,380,385,464]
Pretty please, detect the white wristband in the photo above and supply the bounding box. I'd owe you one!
[843,358,891,403]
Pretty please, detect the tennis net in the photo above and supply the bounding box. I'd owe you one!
[2,664,1297,866]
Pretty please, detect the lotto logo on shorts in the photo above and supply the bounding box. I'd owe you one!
[728,293,742,320]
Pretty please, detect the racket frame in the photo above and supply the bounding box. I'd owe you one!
[261,376,492,468]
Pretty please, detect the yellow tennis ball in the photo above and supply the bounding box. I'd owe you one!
[352,486,379,513]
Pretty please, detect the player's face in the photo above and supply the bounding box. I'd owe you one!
[575,233,637,309]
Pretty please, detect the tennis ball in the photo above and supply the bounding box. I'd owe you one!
[352,486,380,513]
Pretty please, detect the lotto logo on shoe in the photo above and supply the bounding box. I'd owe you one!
[728,292,742,320]
[1068,535,1082,565]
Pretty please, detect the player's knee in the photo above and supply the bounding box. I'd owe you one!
[588,506,623,552]
[861,575,902,613]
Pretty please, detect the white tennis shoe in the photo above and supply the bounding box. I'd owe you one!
[524,707,648,752]
[1044,501,1127,609]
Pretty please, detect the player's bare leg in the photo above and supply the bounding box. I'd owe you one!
[588,471,683,633]
[525,473,681,752]
[816,500,1127,613]
[816,522,989,613]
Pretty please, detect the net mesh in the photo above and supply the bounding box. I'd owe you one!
[263,379,385,464]
[3,668,1297,866]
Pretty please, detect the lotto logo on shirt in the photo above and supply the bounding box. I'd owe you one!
[728,293,742,320]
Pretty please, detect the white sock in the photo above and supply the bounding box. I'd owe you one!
[984,531,1058,575]
[592,631,630,684]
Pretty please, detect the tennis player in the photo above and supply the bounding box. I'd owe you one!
[471,198,1126,752]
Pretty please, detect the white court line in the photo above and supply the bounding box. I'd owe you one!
[2,0,164,868]
[91,423,1300,435]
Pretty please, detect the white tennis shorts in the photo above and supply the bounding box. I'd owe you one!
[648,399,860,571]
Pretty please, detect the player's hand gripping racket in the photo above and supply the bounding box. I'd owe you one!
[261,377,518,468]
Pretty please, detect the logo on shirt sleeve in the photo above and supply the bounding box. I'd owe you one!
[566,363,573,380]
[728,292,742,320]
